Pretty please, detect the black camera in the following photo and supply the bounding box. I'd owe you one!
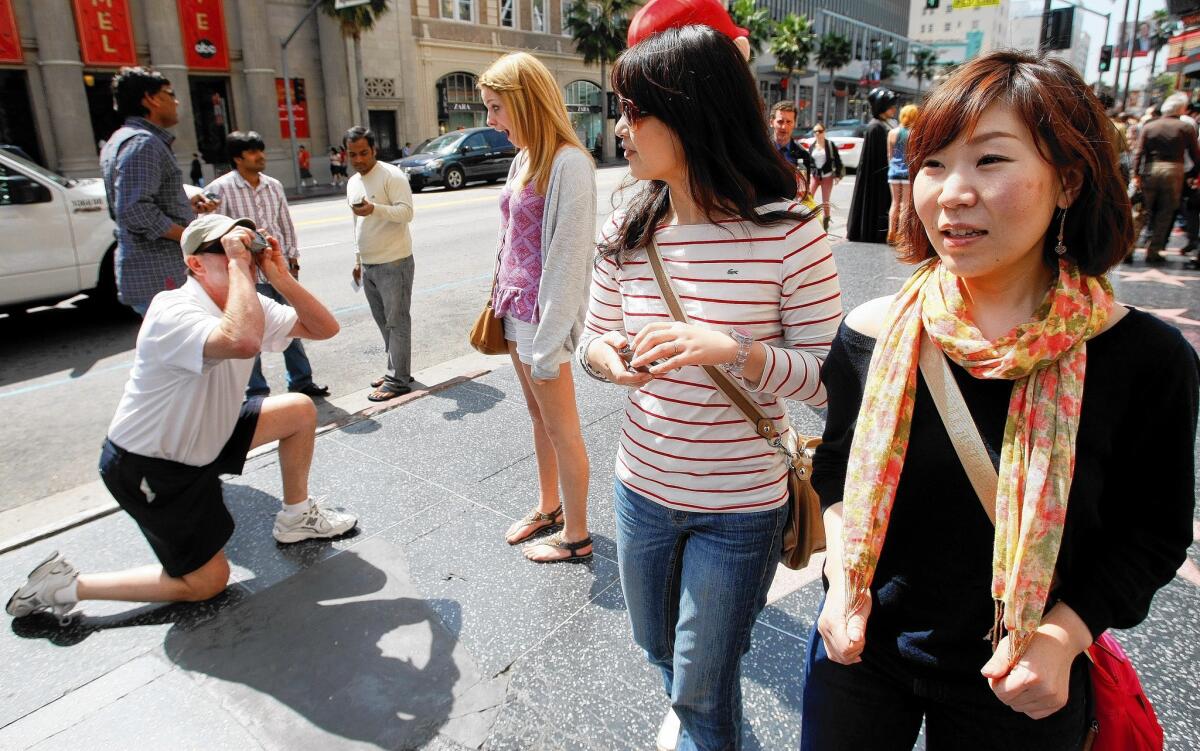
[247,231,270,254]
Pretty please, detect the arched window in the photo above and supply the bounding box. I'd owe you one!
[563,80,602,153]
[436,72,486,132]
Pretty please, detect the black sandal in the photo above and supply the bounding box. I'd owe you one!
[523,532,593,563]
[505,505,563,545]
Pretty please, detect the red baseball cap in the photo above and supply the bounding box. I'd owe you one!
[626,0,749,48]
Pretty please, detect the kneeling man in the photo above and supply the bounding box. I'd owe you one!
[7,215,355,624]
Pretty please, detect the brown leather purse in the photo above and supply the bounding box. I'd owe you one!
[645,241,826,569]
[469,251,507,356]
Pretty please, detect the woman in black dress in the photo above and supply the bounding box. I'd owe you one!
[846,87,897,243]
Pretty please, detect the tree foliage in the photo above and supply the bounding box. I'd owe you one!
[728,0,775,62]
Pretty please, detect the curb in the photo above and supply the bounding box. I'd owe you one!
[0,352,509,556]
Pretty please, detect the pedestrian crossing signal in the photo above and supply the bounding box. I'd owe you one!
[1099,45,1113,72]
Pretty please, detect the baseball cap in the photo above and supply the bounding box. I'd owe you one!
[180,214,257,256]
[627,0,748,48]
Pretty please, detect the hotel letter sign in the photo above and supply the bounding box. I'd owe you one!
[72,0,137,67]
[178,0,230,71]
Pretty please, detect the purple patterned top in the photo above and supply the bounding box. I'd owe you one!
[493,181,546,324]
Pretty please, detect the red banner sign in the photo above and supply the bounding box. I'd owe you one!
[177,0,229,71]
[276,78,310,139]
[72,0,137,67]
[0,0,21,63]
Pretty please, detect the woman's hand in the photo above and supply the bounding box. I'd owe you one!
[816,565,872,665]
[981,604,1091,720]
[981,631,1079,719]
[629,321,737,375]
[588,331,653,388]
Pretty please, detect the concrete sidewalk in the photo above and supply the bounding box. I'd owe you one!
[1,238,1197,750]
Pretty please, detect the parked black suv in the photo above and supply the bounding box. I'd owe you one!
[392,127,517,191]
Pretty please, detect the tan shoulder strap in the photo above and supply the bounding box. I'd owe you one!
[645,239,782,443]
[917,333,998,524]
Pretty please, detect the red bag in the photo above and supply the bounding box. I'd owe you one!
[1082,631,1163,751]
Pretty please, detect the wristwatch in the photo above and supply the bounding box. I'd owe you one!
[722,327,754,378]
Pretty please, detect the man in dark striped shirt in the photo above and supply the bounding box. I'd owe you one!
[100,67,216,316]
[207,131,330,398]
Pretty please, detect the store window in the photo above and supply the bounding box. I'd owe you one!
[437,72,486,132]
[441,0,474,22]
[532,0,546,32]
[564,79,601,155]
[500,0,515,27]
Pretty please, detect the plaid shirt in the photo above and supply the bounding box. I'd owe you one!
[206,170,298,284]
[100,117,194,308]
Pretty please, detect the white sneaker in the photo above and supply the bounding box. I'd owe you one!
[656,708,681,751]
[272,498,357,543]
[6,551,78,624]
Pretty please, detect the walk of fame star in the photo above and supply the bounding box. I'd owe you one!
[1116,268,1200,287]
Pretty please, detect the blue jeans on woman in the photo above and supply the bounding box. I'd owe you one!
[614,479,787,751]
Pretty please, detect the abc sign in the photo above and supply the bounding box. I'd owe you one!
[194,39,218,59]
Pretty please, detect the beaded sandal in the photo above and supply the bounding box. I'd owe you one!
[505,505,563,545]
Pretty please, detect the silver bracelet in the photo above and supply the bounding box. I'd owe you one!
[576,335,609,382]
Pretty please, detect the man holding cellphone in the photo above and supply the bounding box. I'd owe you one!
[344,126,416,401]
[6,215,356,625]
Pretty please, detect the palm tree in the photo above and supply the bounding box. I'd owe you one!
[728,0,775,62]
[816,32,851,123]
[909,48,939,94]
[1147,9,1179,82]
[565,0,638,162]
[320,0,390,128]
[878,46,900,81]
[768,14,815,116]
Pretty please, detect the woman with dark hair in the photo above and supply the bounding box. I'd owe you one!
[805,50,1197,750]
[577,25,841,750]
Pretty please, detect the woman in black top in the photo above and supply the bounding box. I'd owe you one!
[804,51,1197,750]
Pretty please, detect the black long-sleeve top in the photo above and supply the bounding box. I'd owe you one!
[812,308,1198,677]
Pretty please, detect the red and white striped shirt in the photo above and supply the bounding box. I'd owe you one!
[586,203,841,513]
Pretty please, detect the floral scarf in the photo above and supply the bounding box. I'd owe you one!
[841,258,1113,665]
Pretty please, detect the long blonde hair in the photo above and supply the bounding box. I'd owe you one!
[478,52,589,195]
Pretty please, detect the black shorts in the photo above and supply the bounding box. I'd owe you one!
[99,397,264,577]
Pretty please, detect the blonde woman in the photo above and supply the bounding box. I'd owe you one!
[886,104,918,244]
[479,53,598,562]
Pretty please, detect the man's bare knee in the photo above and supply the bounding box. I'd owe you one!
[181,554,230,601]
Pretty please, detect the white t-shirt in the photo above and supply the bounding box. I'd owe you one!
[107,277,298,466]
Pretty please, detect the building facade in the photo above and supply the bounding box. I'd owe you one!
[1009,3,1089,75]
[908,0,1010,66]
[0,0,603,186]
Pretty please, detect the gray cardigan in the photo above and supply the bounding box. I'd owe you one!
[498,147,596,380]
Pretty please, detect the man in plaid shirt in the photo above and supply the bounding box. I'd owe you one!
[207,131,330,398]
[101,67,215,315]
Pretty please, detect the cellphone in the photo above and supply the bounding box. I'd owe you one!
[247,231,270,254]
[617,345,665,373]
[202,191,219,202]
[352,198,367,208]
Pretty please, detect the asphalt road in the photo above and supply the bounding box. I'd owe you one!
[0,165,662,512]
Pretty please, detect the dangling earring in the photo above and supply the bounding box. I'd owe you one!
[1054,208,1068,256]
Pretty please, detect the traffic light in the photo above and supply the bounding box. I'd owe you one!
[1099,44,1113,72]
[925,0,939,8]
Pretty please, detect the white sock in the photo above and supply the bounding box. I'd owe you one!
[53,580,79,605]
[279,497,312,517]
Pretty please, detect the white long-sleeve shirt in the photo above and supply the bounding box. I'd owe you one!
[347,161,414,264]
[586,203,842,512]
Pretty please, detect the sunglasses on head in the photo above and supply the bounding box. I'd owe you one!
[618,95,650,124]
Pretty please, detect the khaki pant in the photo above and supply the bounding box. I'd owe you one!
[1141,162,1184,256]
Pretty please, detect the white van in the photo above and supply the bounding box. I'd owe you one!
[0,149,118,310]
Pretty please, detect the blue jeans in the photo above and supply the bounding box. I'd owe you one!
[800,611,1089,750]
[246,283,314,395]
[614,479,787,751]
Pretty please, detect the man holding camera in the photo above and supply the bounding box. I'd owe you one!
[6,215,356,624]
[207,131,330,399]
[345,125,416,401]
